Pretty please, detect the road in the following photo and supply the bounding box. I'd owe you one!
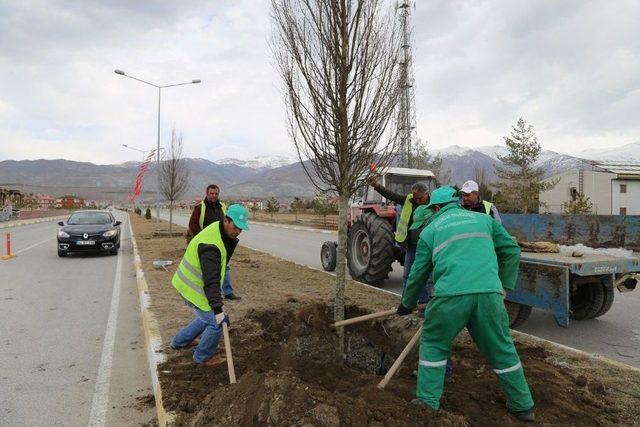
[0,212,155,426]
[163,210,640,368]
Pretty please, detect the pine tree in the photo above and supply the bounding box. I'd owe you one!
[265,197,280,220]
[409,139,451,185]
[494,118,556,213]
[562,192,593,214]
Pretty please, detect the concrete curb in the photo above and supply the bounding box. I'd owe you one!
[128,215,175,426]
[250,220,337,235]
[0,215,68,229]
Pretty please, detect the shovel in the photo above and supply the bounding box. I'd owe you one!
[332,308,397,328]
[377,326,422,389]
[222,322,236,384]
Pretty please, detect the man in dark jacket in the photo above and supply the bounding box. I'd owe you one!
[188,184,240,300]
[171,204,249,365]
[460,180,501,223]
[369,178,429,301]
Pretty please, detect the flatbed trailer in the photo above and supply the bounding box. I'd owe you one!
[506,251,639,327]
[502,214,640,327]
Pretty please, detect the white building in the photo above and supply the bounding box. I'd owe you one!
[539,162,640,215]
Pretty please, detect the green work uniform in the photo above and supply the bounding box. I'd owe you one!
[402,203,534,412]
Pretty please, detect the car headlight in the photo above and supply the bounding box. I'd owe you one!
[102,230,117,237]
[58,231,70,238]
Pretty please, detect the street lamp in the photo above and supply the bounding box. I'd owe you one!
[114,69,200,223]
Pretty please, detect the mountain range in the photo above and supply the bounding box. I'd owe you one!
[1,143,638,202]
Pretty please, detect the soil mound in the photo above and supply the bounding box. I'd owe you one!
[158,302,631,426]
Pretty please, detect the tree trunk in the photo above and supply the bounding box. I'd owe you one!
[334,194,349,360]
[169,201,173,235]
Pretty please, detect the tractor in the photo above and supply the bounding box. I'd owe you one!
[320,167,437,285]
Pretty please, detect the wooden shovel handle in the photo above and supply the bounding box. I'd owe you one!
[222,322,236,384]
[332,308,397,328]
[377,326,422,389]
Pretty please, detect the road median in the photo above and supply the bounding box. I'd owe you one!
[129,213,640,425]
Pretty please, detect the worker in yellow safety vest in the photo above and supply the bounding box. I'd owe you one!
[460,180,501,223]
[170,204,249,365]
[368,177,430,299]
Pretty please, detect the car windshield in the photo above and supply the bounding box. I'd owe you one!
[67,212,112,225]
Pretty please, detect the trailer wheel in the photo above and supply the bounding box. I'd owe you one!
[347,212,395,285]
[594,284,615,318]
[505,301,532,328]
[570,282,606,320]
[320,241,337,272]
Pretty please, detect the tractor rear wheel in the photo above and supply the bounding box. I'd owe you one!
[347,212,395,285]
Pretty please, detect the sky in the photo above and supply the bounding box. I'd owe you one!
[0,0,638,165]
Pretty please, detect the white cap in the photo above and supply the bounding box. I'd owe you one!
[461,180,479,194]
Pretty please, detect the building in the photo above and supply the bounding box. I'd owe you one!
[540,162,640,215]
[58,195,85,210]
[35,194,56,210]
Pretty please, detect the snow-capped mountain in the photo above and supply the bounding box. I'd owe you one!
[576,141,640,162]
[215,155,296,170]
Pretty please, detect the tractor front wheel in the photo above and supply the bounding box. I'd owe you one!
[347,212,395,285]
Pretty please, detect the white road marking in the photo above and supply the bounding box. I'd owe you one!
[87,220,126,427]
[14,237,55,254]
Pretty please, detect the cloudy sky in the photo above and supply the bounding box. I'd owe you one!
[0,0,638,165]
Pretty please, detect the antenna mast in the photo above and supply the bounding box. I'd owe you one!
[395,0,417,168]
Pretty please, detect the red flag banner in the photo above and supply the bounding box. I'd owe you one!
[129,149,157,202]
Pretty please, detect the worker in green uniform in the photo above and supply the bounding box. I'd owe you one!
[397,186,535,422]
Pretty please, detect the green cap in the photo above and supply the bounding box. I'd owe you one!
[410,205,433,230]
[226,204,250,230]
[426,186,459,209]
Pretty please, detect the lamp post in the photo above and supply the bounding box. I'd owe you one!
[115,69,200,223]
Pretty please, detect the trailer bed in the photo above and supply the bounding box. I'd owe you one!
[520,251,640,276]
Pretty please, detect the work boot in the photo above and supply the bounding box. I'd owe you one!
[224,293,242,301]
[411,399,438,413]
[200,355,226,367]
[510,408,535,422]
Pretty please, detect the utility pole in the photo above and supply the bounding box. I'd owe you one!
[395,0,417,168]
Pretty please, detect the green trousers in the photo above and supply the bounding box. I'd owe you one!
[416,293,534,412]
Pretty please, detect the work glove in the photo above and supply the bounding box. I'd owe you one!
[215,312,230,326]
[396,303,412,316]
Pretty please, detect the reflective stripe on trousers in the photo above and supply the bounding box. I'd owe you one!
[419,359,448,368]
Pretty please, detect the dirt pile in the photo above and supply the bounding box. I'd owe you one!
[159,302,632,426]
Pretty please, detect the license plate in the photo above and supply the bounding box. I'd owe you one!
[77,240,95,245]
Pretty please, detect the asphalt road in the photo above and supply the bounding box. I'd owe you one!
[0,212,155,426]
[163,210,640,368]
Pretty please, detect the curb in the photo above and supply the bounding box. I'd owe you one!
[128,215,175,426]
[250,220,337,235]
[0,215,68,229]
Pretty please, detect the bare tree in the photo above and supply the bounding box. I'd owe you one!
[473,166,493,201]
[160,129,190,235]
[272,0,401,357]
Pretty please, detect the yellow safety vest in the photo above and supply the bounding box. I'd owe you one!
[172,221,227,311]
[395,194,414,243]
[482,200,493,215]
[199,200,227,230]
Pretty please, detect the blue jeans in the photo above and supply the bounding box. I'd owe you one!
[403,244,430,304]
[171,299,222,363]
[222,266,234,297]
